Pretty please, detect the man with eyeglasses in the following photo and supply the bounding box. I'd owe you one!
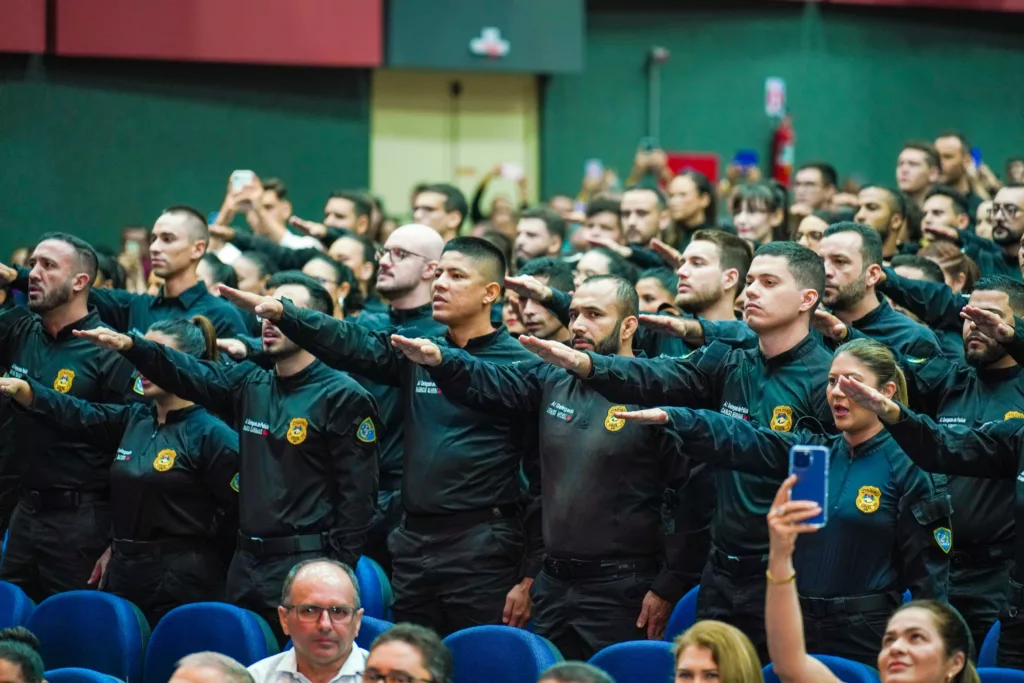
[362,623,452,683]
[248,559,367,683]
[956,185,1024,281]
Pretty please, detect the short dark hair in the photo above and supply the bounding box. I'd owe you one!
[754,241,826,303]
[797,162,838,188]
[580,274,639,318]
[860,185,908,218]
[162,205,210,243]
[302,255,364,315]
[890,255,945,284]
[239,250,278,278]
[479,230,513,272]
[0,627,44,683]
[263,178,289,201]
[328,190,373,219]
[37,232,99,284]
[96,252,127,290]
[902,140,940,168]
[823,221,884,269]
[638,267,678,297]
[371,624,453,683]
[200,253,238,290]
[925,184,969,216]
[937,130,970,150]
[691,229,754,287]
[974,275,1024,317]
[520,207,567,240]
[624,185,667,210]
[442,236,507,288]
[538,662,615,683]
[280,558,361,610]
[585,197,622,220]
[519,257,574,293]
[148,315,219,362]
[588,246,639,285]
[266,271,335,316]
[419,184,468,223]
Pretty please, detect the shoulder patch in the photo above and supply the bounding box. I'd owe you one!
[771,406,793,432]
[53,368,76,393]
[1005,410,1024,421]
[230,473,240,493]
[933,527,952,554]
[357,417,377,443]
[133,376,145,396]
[906,356,928,364]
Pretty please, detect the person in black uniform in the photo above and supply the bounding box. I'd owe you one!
[615,338,952,666]
[0,285,20,537]
[217,237,540,637]
[520,241,833,661]
[0,234,137,601]
[0,315,238,625]
[74,272,378,643]
[390,275,695,659]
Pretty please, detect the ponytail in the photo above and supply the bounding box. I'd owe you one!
[892,364,908,406]
[147,315,219,362]
[190,315,219,362]
[833,337,907,404]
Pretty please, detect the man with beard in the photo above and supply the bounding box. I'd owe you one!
[75,272,379,642]
[513,208,565,267]
[0,234,137,601]
[896,140,941,210]
[517,258,573,344]
[930,185,1024,281]
[388,276,692,659]
[853,185,908,262]
[817,222,943,358]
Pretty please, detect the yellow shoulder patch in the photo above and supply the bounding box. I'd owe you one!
[357,418,377,443]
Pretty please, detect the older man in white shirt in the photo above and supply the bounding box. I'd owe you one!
[248,559,368,683]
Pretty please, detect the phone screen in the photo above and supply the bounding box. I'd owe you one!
[231,170,255,192]
[789,445,829,527]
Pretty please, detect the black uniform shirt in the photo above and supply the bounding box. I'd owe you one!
[844,299,943,360]
[90,280,250,338]
[0,307,136,491]
[24,388,237,541]
[583,333,834,556]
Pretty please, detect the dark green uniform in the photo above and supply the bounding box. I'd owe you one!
[580,334,834,661]
[118,337,379,642]
[878,266,967,336]
[22,387,238,625]
[883,408,1024,668]
[657,407,950,666]
[960,231,1023,281]
[0,308,136,601]
[272,301,542,636]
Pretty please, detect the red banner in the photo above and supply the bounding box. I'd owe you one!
[0,0,46,53]
[55,0,383,67]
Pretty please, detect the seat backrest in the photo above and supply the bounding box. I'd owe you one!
[142,602,279,683]
[589,640,675,683]
[979,621,1001,669]
[355,615,394,651]
[978,668,1024,683]
[45,668,125,683]
[27,591,148,682]
[443,625,561,683]
[0,581,34,629]
[663,586,699,642]
[763,655,880,683]
[355,557,392,620]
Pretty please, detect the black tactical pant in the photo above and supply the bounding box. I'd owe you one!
[530,566,654,661]
[364,488,402,578]
[697,549,769,663]
[949,551,1011,651]
[388,515,525,637]
[227,547,324,645]
[998,580,1024,669]
[800,592,901,668]
[0,497,110,603]
[106,543,227,627]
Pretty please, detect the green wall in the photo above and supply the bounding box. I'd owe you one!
[541,0,1024,198]
[0,56,370,259]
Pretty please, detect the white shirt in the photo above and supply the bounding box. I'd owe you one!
[247,645,368,683]
[278,232,326,251]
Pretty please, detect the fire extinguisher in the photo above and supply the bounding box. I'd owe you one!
[771,114,795,188]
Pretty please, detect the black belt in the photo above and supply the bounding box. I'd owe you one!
[112,538,203,556]
[404,504,519,535]
[236,531,327,557]
[708,546,769,576]
[950,543,1014,568]
[543,556,659,580]
[800,591,901,618]
[20,489,108,512]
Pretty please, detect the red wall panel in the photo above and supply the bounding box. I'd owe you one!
[0,0,47,53]
[55,0,382,67]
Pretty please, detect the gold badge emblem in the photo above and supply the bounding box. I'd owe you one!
[856,485,881,514]
[153,449,177,472]
[1005,410,1024,420]
[771,406,793,432]
[53,369,76,394]
[604,406,627,432]
[287,418,308,445]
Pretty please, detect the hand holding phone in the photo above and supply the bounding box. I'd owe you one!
[789,445,829,528]
[230,170,255,193]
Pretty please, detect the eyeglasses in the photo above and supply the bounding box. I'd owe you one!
[284,603,357,624]
[362,670,432,683]
[375,246,429,263]
[992,203,1022,220]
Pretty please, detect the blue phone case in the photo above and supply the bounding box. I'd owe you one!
[789,444,829,527]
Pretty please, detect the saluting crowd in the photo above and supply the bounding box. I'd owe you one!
[1,135,1024,683]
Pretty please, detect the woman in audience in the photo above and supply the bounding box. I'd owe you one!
[0,316,239,626]
[673,620,763,683]
[730,182,786,248]
[0,628,44,683]
[616,338,950,667]
[765,475,978,683]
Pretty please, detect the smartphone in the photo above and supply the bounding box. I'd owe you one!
[733,149,760,169]
[500,163,524,181]
[971,147,983,167]
[789,444,829,527]
[125,241,140,256]
[639,136,660,153]
[230,170,255,192]
[584,159,604,181]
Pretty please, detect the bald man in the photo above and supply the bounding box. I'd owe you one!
[353,225,448,574]
[172,653,254,683]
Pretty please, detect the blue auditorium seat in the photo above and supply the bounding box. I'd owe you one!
[980,621,1001,668]
[356,615,393,650]
[443,625,562,683]
[0,581,34,629]
[27,591,148,682]
[589,640,675,683]
[763,655,879,683]
[45,668,125,683]
[356,556,393,620]
[663,585,699,642]
[143,602,278,683]
[978,668,1024,682]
